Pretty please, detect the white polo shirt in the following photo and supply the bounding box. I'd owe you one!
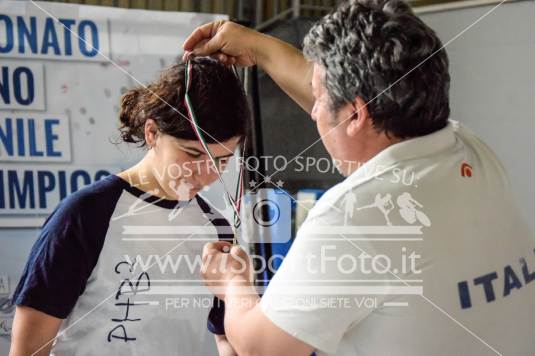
[261,120,535,355]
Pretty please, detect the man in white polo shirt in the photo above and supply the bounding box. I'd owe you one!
[183,0,535,355]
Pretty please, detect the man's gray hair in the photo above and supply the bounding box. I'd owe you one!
[303,0,450,138]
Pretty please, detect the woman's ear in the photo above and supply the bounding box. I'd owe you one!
[346,96,370,137]
[144,119,159,149]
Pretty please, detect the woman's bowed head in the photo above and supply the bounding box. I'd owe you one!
[118,57,250,201]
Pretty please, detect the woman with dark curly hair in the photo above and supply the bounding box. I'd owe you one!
[9,57,249,356]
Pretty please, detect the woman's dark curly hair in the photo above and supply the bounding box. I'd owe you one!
[119,57,249,147]
[304,0,450,138]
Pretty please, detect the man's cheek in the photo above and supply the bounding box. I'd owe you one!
[317,116,330,137]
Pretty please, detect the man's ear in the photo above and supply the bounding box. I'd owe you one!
[346,96,370,137]
[144,119,159,148]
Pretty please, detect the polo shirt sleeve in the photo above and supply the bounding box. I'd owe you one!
[260,192,392,354]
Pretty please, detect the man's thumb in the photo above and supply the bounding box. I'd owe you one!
[230,245,248,260]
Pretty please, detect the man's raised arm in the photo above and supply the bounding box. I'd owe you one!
[182,21,314,113]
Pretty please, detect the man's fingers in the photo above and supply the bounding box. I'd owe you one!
[202,241,232,259]
[191,35,224,57]
[183,21,223,51]
[217,53,228,62]
[183,20,228,57]
[230,245,248,260]
[182,50,191,62]
[207,52,236,66]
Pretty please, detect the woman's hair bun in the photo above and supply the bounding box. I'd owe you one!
[119,87,145,144]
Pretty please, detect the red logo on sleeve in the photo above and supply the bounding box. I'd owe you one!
[461,162,473,177]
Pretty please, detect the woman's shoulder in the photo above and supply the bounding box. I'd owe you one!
[62,174,125,207]
[46,174,127,227]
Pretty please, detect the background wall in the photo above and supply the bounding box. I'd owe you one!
[418,0,535,228]
[36,0,470,27]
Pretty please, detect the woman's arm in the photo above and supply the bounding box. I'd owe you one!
[9,306,62,356]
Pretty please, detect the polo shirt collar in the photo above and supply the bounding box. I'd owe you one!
[347,120,458,183]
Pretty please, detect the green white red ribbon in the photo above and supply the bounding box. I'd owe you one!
[184,60,245,233]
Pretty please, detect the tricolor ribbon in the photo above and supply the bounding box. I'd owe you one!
[184,60,246,240]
